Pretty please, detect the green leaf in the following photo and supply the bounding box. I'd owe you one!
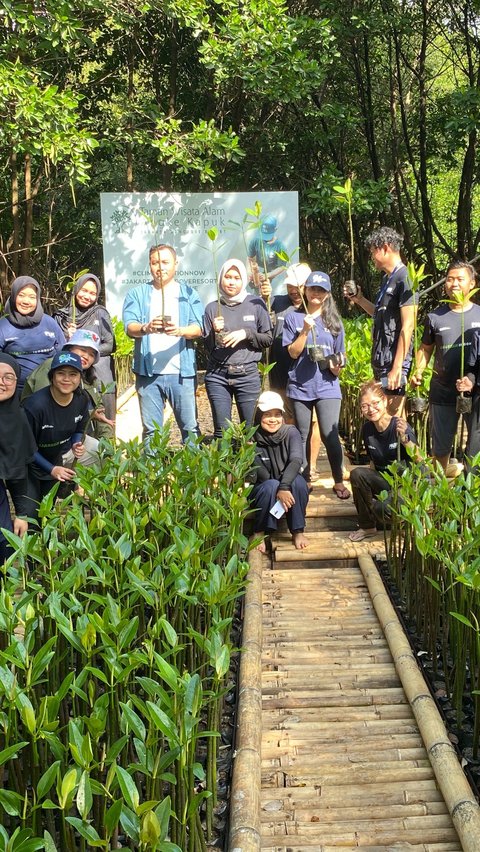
[449,611,475,629]
[105,798,122,837]
[65,817,103,845]
[116,765,140,813]
[37,761,61,801]
[0,741,28,766]
[76,771,93,821]
[0,789,24,816]
[43,831,58,852]
[120,703,146,741]
[146,702,180,746]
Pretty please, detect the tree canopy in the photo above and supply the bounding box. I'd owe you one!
[1,0,479,302]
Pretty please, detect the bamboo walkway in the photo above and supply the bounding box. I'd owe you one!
[229,457,480,852]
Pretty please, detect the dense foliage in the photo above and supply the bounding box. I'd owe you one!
[0,427,255,850]
[1,0,479,305]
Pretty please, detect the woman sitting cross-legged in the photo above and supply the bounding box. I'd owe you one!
[249,391,309,553]
[349,380,418,542]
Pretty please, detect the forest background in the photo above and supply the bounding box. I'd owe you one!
[1,0,479,310]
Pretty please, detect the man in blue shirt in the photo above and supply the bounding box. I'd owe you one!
[122,244,204,445]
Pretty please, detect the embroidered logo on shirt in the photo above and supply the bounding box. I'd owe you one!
[44,331,56,338]
[41,424,54,430]
[243,315,255,321]
[74,415,83,423]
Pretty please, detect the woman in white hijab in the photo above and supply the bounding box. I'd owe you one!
[203,259,273,438]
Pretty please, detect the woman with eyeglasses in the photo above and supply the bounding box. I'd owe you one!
[349,380,417,541]
[0,354,37,561]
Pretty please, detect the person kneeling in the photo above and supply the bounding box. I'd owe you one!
[249,391,309,552]
[23,352,99,524]
[349,380,418,542]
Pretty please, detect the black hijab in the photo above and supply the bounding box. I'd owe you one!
[0,354,37,480]
[5,277,44,328]
[55,273,105,333]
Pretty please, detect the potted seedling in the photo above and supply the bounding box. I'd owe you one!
[201,226,230,346]
[333,177,357,306]
[61,267,88,338]
[443,284,479,414]
[407,261,429,414]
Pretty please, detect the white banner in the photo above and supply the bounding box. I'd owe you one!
[100,191,299,319]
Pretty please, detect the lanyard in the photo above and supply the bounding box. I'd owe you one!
[375,263,404,308]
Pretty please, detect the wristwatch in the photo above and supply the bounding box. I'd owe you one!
[141,323,148,335]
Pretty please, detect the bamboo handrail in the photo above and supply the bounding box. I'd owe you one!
[228,549,264,852]
[358,553,480,852]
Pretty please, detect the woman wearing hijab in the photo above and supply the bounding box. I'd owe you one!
[203,258,273,438]
[249,391,309,552]
[54,272,116,421]
[0,354,37,561]
[0,277,65,392]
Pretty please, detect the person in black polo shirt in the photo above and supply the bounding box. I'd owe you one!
[344,227,416,415]
[23,351,97,523]
[349,380,417,541]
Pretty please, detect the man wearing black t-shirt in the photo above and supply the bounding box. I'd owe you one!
[344,227,416,415]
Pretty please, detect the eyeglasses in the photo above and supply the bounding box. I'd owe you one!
[0,373,17,385]
[360,401,382,412]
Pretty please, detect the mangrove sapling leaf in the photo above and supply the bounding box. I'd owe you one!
[42,831,58,852]
[120,702,146,742]
[76,770,93,821]
[0,789,24,817]
[119,803,140,843]
[116,765,140,813]
[104,798,122,837]
[65,817,103,846]
[146,703,180,748]
[36,761,61,802]
[0,742,29,767]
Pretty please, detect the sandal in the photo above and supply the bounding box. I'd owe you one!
[348,528,377,542]
[332,484,351,500]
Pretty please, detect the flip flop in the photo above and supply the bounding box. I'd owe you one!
[349,528,377,542]
[332,485,351,500]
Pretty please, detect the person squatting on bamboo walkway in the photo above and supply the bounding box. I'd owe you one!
[0,354,37,562]
[203,259,273,438]
[22,352,99,525]
[248,391,309,552]
[123,244,203,446]
[282,270,350,499]
[260,262,323,480]
[343,227,416,415]
[412,260,480,472]
[349,381,418,542]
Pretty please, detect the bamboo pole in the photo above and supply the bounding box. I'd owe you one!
[228,549,264,852]
[358,553,480,852]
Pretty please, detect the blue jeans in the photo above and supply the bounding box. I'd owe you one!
[136,373,199,444]
[205,367,261,438]
[251,475,309,533]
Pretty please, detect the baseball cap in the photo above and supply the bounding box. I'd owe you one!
[50,351,83,373]
[64,329,100,364]
[305,270,331,291]
[261,215,277,240]
[284,263,312,287]
[257,391,285,413]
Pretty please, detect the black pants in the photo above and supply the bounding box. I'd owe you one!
[251,475,309,534]
[350,466,390,529]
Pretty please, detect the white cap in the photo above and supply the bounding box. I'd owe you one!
[284,263,312,287]
[257,391,285,412]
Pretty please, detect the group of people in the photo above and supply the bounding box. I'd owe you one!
[0,273,116,557]
[2,222,480,557]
